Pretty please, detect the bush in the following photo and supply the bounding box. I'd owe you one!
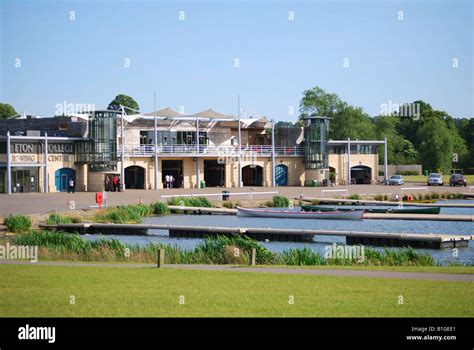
[151,202,170,215]
[272,195,289,208]
[46,213,73,225]
[4,215,32,233]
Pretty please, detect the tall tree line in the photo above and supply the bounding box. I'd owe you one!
[299,87,473,174]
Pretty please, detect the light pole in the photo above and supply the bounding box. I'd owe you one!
[154,92,159,190]
[237,95,242,188]
[120,106,125,192]
[271,120,276,187]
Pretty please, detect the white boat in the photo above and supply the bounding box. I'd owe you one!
[237,207,364,220]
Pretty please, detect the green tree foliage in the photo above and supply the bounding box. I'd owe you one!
[299,86,375,139]
[107,94,140,114]
[374,115,417,165]
[0,103,18,119]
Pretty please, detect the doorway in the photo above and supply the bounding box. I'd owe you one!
[162,160,183,188]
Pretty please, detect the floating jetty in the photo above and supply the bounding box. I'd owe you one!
[40,223,472,249]
[166,206,474,222]
[300,197,474,208]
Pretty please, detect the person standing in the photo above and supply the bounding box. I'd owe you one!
[113,175,118,192]
[117,176,121,192]
[165,174,170,189]
[68,178,75,194]
[105,176,110,192]
[170,175,174,189]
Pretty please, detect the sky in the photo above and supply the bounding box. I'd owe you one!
[0,0,473,121]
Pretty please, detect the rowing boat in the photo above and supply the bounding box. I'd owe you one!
[301,205,440,215]
[237,207,364,220]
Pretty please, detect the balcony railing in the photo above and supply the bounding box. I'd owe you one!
[118,145,304,157]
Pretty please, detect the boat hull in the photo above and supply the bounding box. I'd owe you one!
[301,205,440,215]
[237,207,364,220]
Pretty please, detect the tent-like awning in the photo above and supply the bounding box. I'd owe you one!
[192,108,234,120]
[143,107,182,118]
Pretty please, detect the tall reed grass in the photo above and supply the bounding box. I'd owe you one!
[11,231,440,266]
[167,197,213,208]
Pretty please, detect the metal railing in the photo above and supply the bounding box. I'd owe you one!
[118,144,304,157]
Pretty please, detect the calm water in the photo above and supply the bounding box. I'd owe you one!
[83,200,474,265]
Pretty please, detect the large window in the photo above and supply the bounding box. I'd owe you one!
[304,117,329,169]
[140,130,208,145]
[75,111,117,171]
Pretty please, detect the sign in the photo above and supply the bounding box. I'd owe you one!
[12,143,74,154]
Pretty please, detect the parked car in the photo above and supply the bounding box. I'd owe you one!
[427,173,444,186]
[388,175,404,186]
[449,174,467,187]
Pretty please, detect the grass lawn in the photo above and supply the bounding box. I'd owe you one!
[1,264,473,317]
[404,175,474,184]
[257,265,474,274]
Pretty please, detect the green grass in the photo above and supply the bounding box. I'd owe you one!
[4,214,32,233]
[404,175,474,183]
[0,264,473,317]
[167,196,213,208]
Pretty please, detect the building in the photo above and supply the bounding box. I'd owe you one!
[0,109,387,193]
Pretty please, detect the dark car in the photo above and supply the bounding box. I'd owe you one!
[449,174,467,187]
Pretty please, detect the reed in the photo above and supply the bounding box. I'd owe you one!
[11,232,440,267]
[46,213,73,225]
[94,204,153,224]
[348,194,361,200]
[151,202,170,215]
[272,195,290,208]
[167,196,213,208]
[4,214,32,233]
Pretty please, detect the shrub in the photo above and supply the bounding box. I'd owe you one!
[4,215,32,233]
[272,195,290,208]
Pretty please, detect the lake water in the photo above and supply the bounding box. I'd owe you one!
[83,200,474,265]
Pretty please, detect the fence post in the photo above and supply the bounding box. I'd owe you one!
[250,248,256,266]
[157,248,165,268]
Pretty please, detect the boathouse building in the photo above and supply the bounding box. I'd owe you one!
[0,108,387,193]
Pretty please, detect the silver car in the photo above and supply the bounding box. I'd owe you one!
[427,173,443,186]
[388,175,404,185]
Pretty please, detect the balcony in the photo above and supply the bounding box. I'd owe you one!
[118,145,304,158]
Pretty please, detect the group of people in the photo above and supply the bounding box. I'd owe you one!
[104,175,121,192]
[164,174,175,189]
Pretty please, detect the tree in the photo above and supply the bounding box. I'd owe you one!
[374,115,417,165]
[417,118,455,173]
[0,103,18,119]
[107,94,139,114]
[299,86,375,140]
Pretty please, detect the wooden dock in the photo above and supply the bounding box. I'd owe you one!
[300,197,474,208]
[168,206,474,222]
[39,223,472,249]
